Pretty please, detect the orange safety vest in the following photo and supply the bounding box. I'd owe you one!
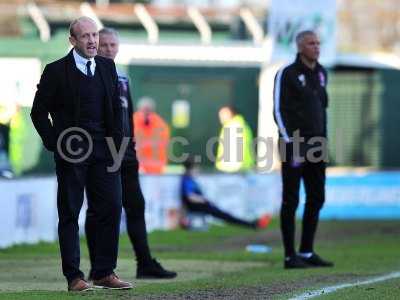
[133,111,170,174]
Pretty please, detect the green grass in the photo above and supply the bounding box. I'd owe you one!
[0,220,399,299]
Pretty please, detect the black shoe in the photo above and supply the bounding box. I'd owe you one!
[284,255,310,269]
[137,259,177,279]
[301,253,334,267]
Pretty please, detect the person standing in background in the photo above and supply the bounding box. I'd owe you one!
[0,100,17,178]
[85,28,176,279]
[216,105,255,173]
[273,30,333,269]
[133,97,170,174]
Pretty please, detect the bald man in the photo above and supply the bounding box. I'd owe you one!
[31,17,131,291]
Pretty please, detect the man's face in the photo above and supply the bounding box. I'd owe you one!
[69,20,98,58]
[98,33,119,60]
[218,107,233,125]
[299,34,320,62]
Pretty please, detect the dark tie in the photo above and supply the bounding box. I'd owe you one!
[86,61,93,77]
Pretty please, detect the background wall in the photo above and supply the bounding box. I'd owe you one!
[127,64,260,168]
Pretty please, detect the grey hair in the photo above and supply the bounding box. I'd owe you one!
[295,30,317,49]
[99,27,120,38]
[69,16,97,37]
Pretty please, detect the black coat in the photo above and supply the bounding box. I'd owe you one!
[31,50,123,154]
[116,71,139,167]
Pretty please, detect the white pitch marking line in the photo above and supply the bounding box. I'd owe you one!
[289,271,400,300]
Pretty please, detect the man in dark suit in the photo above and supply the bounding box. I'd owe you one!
[31,17,131,291]
[85,27,177,279]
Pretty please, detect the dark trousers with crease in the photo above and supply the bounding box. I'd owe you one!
[85,161,153,274]
[56,142,122,283]
[279,139,326,257]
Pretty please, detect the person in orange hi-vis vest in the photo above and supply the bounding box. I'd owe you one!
[133,97,170,174]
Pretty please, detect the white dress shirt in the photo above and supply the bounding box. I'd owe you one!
[73,49,96,76]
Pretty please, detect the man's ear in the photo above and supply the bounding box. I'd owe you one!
[69,36,76,47]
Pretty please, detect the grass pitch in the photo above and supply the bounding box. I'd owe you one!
[0,219,399,299]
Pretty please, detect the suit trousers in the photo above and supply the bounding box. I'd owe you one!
[85,161,153,274]
[55,141,122,283]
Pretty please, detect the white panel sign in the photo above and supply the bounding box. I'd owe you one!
[0,177,57,248]
[268,0,337,65]
[0,58,41,108]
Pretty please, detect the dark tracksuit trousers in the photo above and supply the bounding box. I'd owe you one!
[280,140,326,257]
[85,161,153,274]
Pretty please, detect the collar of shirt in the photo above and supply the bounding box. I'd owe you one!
[73,49,96,76]
[295,53,321,74]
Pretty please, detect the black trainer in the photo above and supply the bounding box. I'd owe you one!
[284,255,310,269]
[301,253,334,267]
[137,259,177,279]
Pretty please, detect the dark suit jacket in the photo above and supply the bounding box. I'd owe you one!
[120,73,137,152]
[31,50,123,156]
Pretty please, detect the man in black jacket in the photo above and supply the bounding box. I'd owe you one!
[31,17,131,291]
[273,30,333,269]
[85,27,177,280]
